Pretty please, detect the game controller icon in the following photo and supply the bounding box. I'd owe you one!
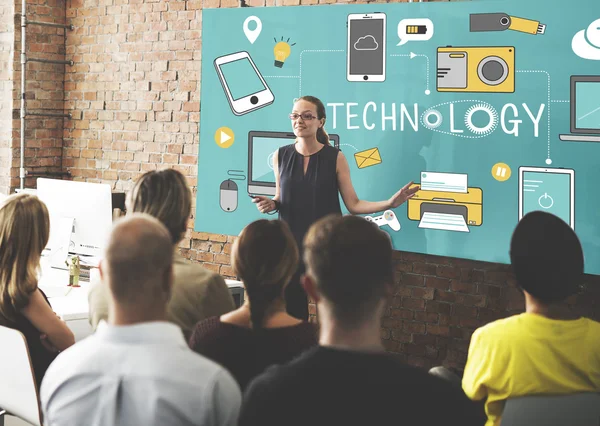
[365,210,401,231]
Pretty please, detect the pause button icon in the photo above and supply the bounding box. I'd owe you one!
[492,163,511,182]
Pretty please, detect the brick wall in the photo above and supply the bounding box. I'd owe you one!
[4,0,599,371]
[0,0,13,195]
[3,0,68,191]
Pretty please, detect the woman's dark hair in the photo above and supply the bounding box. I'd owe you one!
[232,220,299,330]
[510,211,583,304]
[298,95,330,146]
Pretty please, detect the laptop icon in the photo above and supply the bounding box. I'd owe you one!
[559,75,600,142]
[247,131,340,196]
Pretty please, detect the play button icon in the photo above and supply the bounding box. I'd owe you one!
[214,127,235,149]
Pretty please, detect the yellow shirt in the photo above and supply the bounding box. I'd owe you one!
[462,313,600,426]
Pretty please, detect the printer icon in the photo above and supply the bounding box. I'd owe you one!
[407,183,483,233]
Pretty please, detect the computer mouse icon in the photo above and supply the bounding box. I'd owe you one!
[220,179,238,212]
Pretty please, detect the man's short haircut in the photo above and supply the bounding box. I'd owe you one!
[510,211,583,304]
[303,214,393,326]
[105,214,174,306]
[127,168,192,244]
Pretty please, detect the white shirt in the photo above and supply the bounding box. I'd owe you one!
[40,321,241,426]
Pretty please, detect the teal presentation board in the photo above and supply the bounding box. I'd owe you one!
[196,0,600,275]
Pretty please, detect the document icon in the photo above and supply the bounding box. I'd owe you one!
[354,147,382,169]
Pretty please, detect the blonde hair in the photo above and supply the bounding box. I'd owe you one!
[0,194,50,323]
[232,220,299,329]
[127,168,192,244]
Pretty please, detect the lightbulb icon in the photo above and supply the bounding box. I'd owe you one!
[273,37,295,68]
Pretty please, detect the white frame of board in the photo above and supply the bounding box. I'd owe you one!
[518,166,575,230]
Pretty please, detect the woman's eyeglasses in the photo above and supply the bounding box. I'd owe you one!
[289,113,318,121]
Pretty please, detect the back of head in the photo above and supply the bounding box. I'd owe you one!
[104,213,174,310]
[303,214,393,327]
[510,211,583,304]
[0,194,50,322]
[127,168,191,244]
[232,220,299,329]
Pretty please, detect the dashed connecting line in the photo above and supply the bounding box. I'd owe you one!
[263,76,300,78]
[390,53,430,94]
[516,70,551,163]
[339,143,358,152]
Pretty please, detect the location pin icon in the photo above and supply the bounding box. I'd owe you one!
[243,16,262,44]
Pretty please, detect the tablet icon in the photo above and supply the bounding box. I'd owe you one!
[538,193,554,209]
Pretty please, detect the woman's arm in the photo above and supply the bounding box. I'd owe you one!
[22,289,75,351]
[337,152,419,215]
[253,150,280,213]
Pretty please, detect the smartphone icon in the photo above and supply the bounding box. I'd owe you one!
[214,51,275,116]
[347,13,386,82]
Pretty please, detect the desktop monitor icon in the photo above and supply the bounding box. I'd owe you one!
[247,131,340,196]
[559,75,600,142]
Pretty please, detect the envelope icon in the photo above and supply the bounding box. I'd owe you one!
[354,147,382,169]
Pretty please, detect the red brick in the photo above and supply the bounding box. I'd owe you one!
[425,301,451,315]
[412,287,435,300]
[426,276,450,290]
[391,308,414,320]
[426,324,450,336]
[435,291,456,303]
[413,262,437,276]
[436,265,461,279]
[401,273,424,287]
[403,321,426,334]
[451,280,476,294]
[414,312,439,323]
[402,298,425,311]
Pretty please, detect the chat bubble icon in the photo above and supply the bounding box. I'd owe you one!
[397,18,434,46]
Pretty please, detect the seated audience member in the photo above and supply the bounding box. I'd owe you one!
[239,215,481,426]
[41,214,241,426]
[0,194,74,387]
[88,168,235,338]
[462,211,600,426]
[189,219,318,390]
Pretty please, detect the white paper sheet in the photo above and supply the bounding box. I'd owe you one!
[418,211,470,233]
[421,172,468,193]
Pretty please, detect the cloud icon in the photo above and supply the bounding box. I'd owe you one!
[572,18,600,60]
[354,35,379,51]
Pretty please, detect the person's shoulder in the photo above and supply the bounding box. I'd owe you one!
[583,317,600,337]
[41,335,100,393]
[189,316,224,347]
[174,255,225,286]
[249,345,319,389]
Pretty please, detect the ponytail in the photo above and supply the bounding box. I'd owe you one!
[246,283,281,330]
[316,126,330,146]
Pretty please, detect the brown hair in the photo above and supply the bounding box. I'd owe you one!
[127,168,192,244]
[297,95,331,146]
[0,194,50,323]
[232,220,299,330]
[303,214,393,327]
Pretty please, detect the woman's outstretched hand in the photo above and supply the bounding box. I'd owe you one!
[388,181,420,209]
[252,195,277,214]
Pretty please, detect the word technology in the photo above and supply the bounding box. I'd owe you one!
[326,101,546,138]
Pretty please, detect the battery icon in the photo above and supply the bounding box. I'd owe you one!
[406,25,427,34]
